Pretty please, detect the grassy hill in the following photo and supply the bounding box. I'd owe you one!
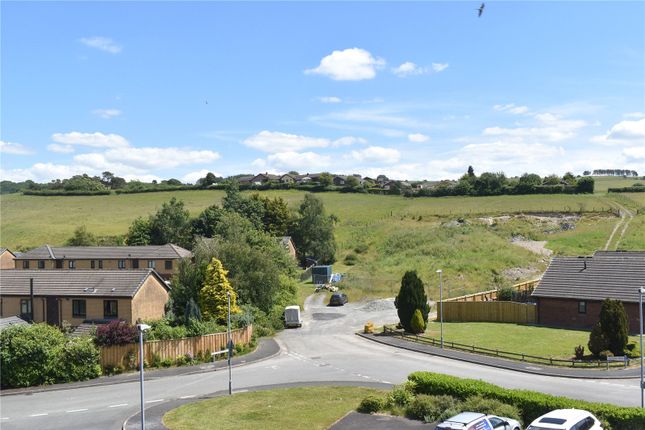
[2,190,641,300]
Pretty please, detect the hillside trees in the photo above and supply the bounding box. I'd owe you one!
[292,193,337,264]
[66,225,97,246]
[149,197,193,248]
[125,217,152,245]
[394,271,430,333]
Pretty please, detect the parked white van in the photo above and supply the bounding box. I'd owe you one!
[284,305,302,328]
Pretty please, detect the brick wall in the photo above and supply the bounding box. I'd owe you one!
[537,297,643,334]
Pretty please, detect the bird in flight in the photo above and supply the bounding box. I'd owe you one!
[477,2,485,17]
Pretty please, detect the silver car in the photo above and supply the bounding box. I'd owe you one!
[436,412,521,430]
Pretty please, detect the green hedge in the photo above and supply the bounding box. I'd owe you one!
[608,187,645,193]
[22,189,111,196]
[408,372,645,430]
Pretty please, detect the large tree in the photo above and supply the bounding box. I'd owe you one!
[199,258,240,324]
[125,217,152,246]
[66,225,97,246]
[292,193,337,264]
[394,271,430,333]
[149,197,193,248]
[598,299,629,356]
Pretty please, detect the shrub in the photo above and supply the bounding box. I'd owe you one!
[574,345,585,360]
[344,253,358,265]
[408,371,645,430]
[357,395,384,413]
[160,358,173,367]
[354,244,368,254]
[406,394,458,422]
[599,350,614,361]
[497,287,514,302]
[461,395,522,422]
[57,337,102,382]
[588,322,608,357]
[410,309,426,334]
[95,321,137,346]
[0,324,66,387]
[386,384,415,408]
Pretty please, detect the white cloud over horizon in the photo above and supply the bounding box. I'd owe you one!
[47,143,75,154]
[0,140,32,155]
[93,108,122,119]
[592,118,645,144]
[392,62,426,77]
[493,104,530,115]
[349,146,400,164]
[52,132,129,148]
[305,48,385,81]
[408,133,430,143]
[80,36,122,54]
[243,130,365,153]
[318,96,342,104]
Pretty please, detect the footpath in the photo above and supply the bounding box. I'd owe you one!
[358,332,641,380]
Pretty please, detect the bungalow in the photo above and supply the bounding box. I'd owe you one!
[14,244,191,280]
[236,175,255,185]
[250,173,279,185]
[333,175,347,186]
[280,174,297,184]
[531,251,645,333]
[0,269,169,326]
[0,248,16,270]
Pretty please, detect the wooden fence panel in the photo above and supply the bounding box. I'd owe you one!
[442,302,536,324]
[446,279,541,303]
[100,325,253,368]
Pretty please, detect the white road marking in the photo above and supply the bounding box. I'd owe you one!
[235,389,249,393]
[66,409,88,413]
[179,395,195,399]
[146,399,164,404]
[29,413,48,417]
[109,403,128,408]
[1,417,9,420]
[381,380,392,384]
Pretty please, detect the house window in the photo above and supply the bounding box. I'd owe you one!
[132,259,139,269]
[20,299,32,319]
[72,300,86,318]
[38,260,45,269]
[164,260,173,270]
[91,260,95,269]
[118,259,126,269]
[55,260,63,269]
[98,260,103,269]
[103,300,118,318]
[147,260,156,269]
[22,260,30,269]
[578,301,587,314]
[69,260,76,269]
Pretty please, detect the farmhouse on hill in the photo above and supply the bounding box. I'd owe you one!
[0,269,169,327]
[14,243,191,280]
[531,250,645,333]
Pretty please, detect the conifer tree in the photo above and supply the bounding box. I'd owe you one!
[199,258,240,324]
[395,271,430,332]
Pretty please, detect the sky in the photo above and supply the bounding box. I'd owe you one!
[1,1,644,183]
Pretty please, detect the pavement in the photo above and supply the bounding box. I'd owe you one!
[359,331,641,380]
[0,337,280,397]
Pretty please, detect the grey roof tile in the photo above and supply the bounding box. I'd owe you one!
[16,244,191,260]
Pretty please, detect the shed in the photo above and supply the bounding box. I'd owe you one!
[312,265,332,285]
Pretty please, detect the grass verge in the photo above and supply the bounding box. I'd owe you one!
[162,386,386,430]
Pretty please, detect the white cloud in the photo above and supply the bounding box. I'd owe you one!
[623,146,645,160]
[305,48,385,81]
[80,37,122,54]
[350,146,400,164]
[484,112,586,141]
[52,132,129,148]
[0,163,88,182]
[75,147,220,170]
[392,62,426,77]
[243,130,364,153]
[93,109,122,119]
[408,133,430,143]
[431,63,449,72]
[592,118,645,144]
[47,143,75,154]
[493,104,529,115]
[182,169,222,184]
[624,112,645,119]
[318,96,342,104]
[266,151,332,171]
[0,140,32,155]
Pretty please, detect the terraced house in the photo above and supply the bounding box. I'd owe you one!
[0,269,169,326]
[14,244,191,280]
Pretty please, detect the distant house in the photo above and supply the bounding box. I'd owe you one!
[0,269,169,326]
[14,244,191,280]
[333,175,347,186]
[236,175,255,185]
[278,236,297,259]
[251,173,279,185]
[376,174,389,184]
[0,248,16,270]
[532,251,645,333]
[280,174,297,184]
[297,173,322,183]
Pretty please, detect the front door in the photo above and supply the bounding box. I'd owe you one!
[46,297,59,326]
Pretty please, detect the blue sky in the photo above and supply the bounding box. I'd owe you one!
[1,1,644,183]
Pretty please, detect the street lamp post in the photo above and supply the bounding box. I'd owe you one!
[227,291,232,396]
[436,269,443,348]
[137,323,151,430]
[638,287,645,408]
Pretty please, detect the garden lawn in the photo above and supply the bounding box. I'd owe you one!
[422,321,639,359]
[162,386,385,430]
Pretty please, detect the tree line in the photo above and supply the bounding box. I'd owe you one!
[586,169,639,177]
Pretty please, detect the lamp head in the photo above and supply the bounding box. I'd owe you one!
[137,323,151,332]
[436,269,442,274]
[639,287,645,295]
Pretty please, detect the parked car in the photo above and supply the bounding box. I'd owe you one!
[527,409,602,430]
[329,293,348,306]
[283,305,302,328]
[436,412,521,430]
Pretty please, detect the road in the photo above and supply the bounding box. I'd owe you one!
[1,294,641,429]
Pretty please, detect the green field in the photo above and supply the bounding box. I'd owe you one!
[3,190,642,300]
[163,386,384,430]
[422,321,639,360]
[592,176,645,193]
